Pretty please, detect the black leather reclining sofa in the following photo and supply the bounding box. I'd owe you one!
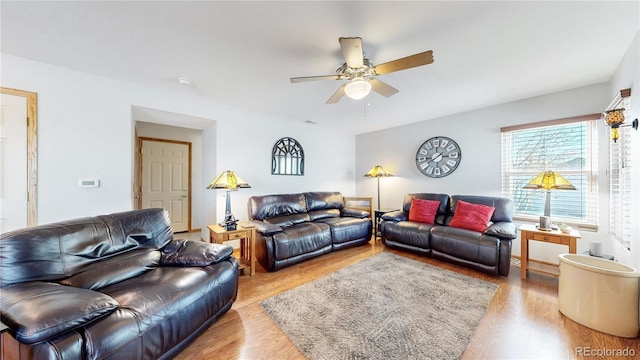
[0,208,238,360]
[381,193,517,276]
[248,192,372,271]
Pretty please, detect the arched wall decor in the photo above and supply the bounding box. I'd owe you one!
[272,137,304,175]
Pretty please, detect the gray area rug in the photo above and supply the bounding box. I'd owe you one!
[260,252,498,360]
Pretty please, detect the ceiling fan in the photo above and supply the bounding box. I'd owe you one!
[290,37,434,104]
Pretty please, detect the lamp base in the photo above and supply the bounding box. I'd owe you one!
[220,213,238,231]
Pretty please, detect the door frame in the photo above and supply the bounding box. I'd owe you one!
[1,87,37,227]
[135,136,192,232]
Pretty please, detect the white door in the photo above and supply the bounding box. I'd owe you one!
[0,93,28,233]
[141,139,190,232]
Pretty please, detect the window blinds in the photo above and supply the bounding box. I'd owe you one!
[609,108,633,250]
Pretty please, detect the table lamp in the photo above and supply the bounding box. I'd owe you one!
[207,170,251,230]
[523,170,575,230]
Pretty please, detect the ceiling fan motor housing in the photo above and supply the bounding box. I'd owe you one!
[337,58,375,80]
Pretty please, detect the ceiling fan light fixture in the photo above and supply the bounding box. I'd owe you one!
[344,79,371,100]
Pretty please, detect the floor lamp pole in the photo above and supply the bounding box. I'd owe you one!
[376,177,381,210]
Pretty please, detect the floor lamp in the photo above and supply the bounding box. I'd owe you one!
[364,165,394,210]
[207,170,251,230]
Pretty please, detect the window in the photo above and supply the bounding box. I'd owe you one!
[501,115,599,229]
[608,90,633,250]
[272,137,304,175]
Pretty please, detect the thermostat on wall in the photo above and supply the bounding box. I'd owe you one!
[78,179,100,188]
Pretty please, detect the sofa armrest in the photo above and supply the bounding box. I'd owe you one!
[161,239,233,266]
[0,282,118,344]
[342,208,370,219]
[381,210,408,222]
[483,222,517,240]
[250,221,283,236]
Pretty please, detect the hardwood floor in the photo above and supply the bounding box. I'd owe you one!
[175,238,640,360]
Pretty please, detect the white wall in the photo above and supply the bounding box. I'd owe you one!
[0,55,356,239]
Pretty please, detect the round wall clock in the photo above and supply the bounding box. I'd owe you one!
[415,136,462,178]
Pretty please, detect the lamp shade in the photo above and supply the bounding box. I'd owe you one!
[603,108,625,126]
[344,80,372,100]
[206,170,251,190]
[523,171,575,191]
[364,165,393,178]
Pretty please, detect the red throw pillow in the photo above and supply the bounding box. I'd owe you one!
[408,199,440,224]
[449,200,495,232]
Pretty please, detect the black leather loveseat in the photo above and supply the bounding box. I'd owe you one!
[381,193,516,276]
[248,192,372,271]
[0,208,238,360]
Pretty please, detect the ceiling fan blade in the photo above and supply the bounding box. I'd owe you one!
[326,84,346,104]
[373,50,434,75]
[369,78,399,97]
[339,37,363,68]
[290,75,341,83]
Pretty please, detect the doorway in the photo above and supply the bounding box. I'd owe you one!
[137,137,192,232]
[0,87,37,233]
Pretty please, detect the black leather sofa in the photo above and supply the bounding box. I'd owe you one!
[0,208,238,360]
[381,193,517,276]
[248,192,372,271]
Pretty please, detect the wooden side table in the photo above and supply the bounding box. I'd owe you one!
[519,224,580,280]
[208,223,255,276]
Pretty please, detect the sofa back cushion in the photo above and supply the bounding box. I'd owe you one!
[0,208,173,287]
[60,248,161,290]
[304,192,344,211]
[449,195,514,223]
[248,193,309,221]
[402,193,450,225]
[304,192,345,221]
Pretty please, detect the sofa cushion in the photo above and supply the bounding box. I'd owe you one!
[0,282,118,344]
[308,208,340,221]
[430,226,500,266]
[408,199,440,224]
[449,200,495,232]
[381,221,433,249]
[266,213,311,228]
[99,261,238,335]
[315,217,370,244]
[161,239,233,266]
[272,223,332,260]
[60,248,160,290]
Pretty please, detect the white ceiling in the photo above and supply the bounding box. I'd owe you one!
[2,1,639,134]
